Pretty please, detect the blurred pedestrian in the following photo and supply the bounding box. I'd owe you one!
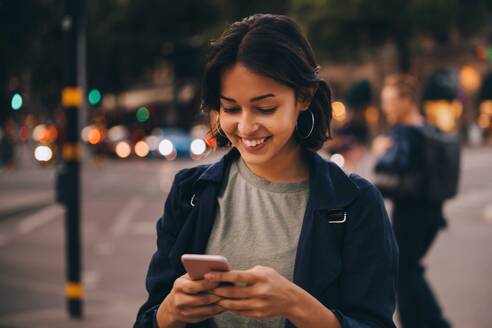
[373,74,452,328]
[135,14,398,328]
[0,120,17,170]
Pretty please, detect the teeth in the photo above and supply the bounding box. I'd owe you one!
[242,137,266,147]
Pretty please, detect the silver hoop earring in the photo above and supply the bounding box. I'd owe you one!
[296,109,315,139]
[216,116,228,138]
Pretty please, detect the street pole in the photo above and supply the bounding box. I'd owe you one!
[61,0,83,318]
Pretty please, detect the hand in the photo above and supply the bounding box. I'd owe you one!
[157,273,225,327]
[372,135,392,156]
[204,265,298,319]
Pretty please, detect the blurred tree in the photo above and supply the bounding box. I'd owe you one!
[290,0,492,72]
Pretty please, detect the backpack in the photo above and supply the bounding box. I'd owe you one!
[374,126,461,201]
[421,126,461,201]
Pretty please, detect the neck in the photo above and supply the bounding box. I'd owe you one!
[242,143,309,183]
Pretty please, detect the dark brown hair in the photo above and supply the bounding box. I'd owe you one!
[382,74,419,103]
[200,14,333,150]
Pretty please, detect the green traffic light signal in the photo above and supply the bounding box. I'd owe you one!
[136,107,150,122]
[11,93,23,110]
[88,89,102,105]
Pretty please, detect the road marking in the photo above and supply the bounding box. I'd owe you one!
[83,270,100,289]
[0,204,64,248]
[110,196,143,236]
[0,273,62,296]
[18,204,64,234]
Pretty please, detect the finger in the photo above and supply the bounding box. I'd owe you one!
[178,304,225,319]
[217,298,263,312]
[175,293,222,308]
[204,270,259,284]
[212,284,258,299]
[177,279,219,294]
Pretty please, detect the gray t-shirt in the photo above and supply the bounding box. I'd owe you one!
[206,158,309,328]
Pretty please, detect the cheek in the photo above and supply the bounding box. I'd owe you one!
[219,116,236,136]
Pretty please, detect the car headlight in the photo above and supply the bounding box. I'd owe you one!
[190,138,206,156]
[158,139,174,156]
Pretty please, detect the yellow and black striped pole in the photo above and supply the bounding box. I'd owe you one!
[61,0,84,318]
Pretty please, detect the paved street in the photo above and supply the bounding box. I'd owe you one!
[0,146,491,328]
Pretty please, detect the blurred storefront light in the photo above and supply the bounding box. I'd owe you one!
[32,124,46,142]
[460,65,481,93]
[330,153,345,167]
[332,101,347,123]
[135,141,150,158]
[81,125,93,142]
[88,128,103,145]
[108,125,128,142]
[145,135,159,151]
[424,100,463,133]
[34,145,53,162]
[115,142,131,158]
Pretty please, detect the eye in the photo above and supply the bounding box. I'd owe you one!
[222,107,240,113]
[256,107,277,114]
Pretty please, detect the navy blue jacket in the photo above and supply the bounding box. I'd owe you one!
[134,148,398,328]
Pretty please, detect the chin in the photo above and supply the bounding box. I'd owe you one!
[236,147,272,165]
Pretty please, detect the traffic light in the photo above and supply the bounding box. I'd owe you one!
[87,88,102,106]
[10,92,23,111]
[136,107,150,122]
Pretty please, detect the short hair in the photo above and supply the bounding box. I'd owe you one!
[200,14,333,151]
[382,74,419,102]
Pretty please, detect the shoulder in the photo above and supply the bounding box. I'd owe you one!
[170,164,211,195]
[348,173,386,217]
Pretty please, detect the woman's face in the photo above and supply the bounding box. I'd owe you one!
[219,64,307,167]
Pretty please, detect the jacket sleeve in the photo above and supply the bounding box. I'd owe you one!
[332,177,399,328]
[133,173,184,328]
[375,126,411,174]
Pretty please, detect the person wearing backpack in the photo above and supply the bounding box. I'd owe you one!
[134,14,399,328]
[373,74,453,328]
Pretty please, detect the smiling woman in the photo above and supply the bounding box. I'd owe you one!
[134,14,398,328]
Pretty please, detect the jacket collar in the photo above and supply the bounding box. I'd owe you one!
[196,147,359,210]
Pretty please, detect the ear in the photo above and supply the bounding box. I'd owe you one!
[297,87,317,112]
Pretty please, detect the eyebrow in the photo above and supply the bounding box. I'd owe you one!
[220,93,275,103]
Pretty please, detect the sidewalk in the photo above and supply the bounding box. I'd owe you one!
[0,190,54,219]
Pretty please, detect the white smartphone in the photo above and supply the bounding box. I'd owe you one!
[181,254,231,281]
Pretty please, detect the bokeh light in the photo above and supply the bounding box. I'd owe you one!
[332,101,347,122]
[136,107,150,123]
[135,140,150,157]
[330,153,345,167]
[88,89,102,105]
[158,139,174,156]
[88,128,103,145]
[115,142,131,158]
[145,135,159,151]
[11,93,23,110]
[34,145,53,162]
[190,138,206,156]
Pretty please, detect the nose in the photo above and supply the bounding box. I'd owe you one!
[237,110,259,135]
